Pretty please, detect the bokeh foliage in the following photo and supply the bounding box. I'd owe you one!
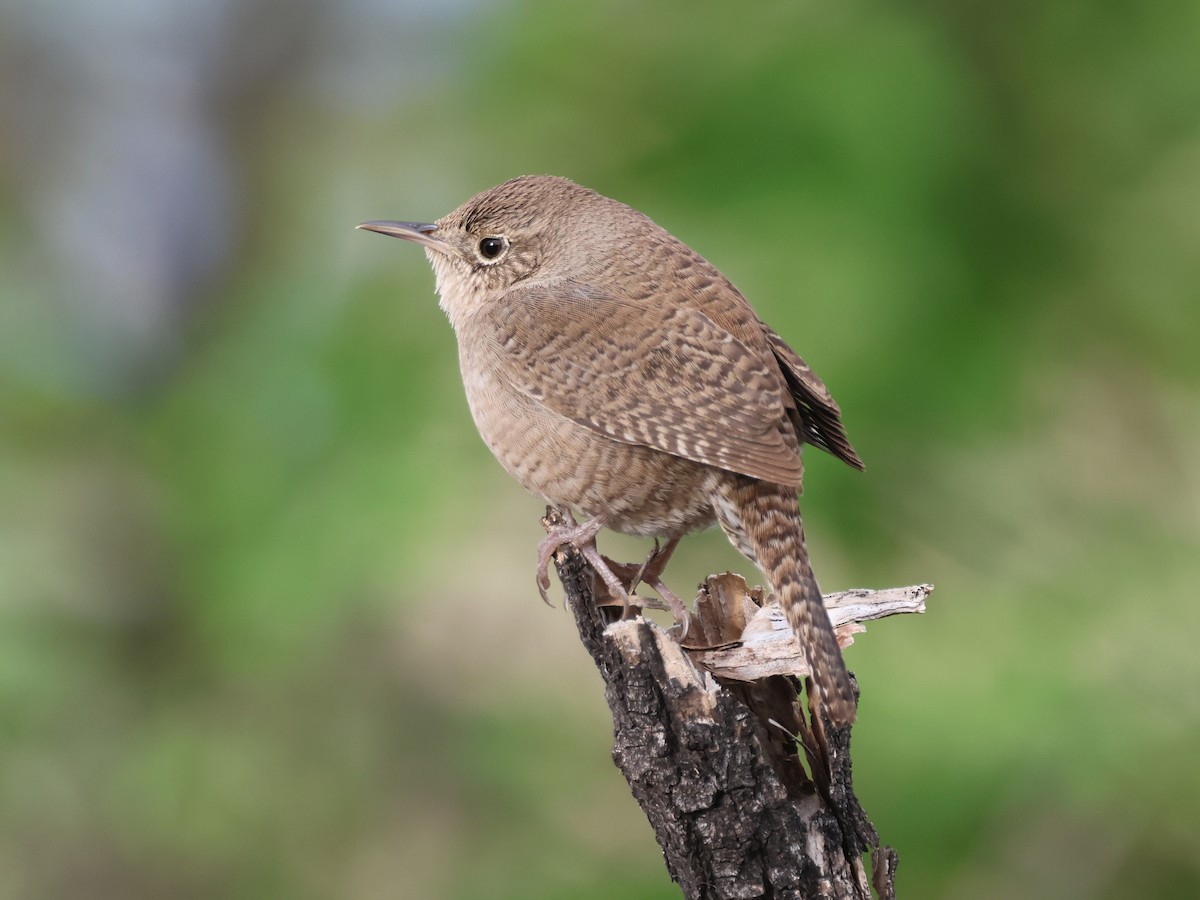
[1,0,1198,897]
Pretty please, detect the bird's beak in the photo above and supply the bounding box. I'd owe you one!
[356,220,448,253]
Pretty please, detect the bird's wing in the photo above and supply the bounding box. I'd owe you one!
[762,326,864,471]
[483,281,803,487]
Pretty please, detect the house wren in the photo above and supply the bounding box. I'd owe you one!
[359,176,865,725]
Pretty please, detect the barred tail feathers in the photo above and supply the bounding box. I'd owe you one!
[713,475,856,725]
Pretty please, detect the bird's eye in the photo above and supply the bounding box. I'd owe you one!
[478,236,507,260]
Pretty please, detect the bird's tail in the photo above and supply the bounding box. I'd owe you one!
[714,476,857,725]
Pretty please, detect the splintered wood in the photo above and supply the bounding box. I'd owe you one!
[679,574,932,681]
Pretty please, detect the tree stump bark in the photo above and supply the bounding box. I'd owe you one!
[543,509,929,899]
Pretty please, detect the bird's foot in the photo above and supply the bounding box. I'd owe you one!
[601,536,690,638]
[653,580,692,640]
[536,513,640,617]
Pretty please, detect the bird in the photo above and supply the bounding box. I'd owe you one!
[358,175,865,725]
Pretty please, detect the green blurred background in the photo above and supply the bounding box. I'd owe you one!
[1,0,1198,897]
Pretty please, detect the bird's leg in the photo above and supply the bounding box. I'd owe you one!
[536,511,638,615]
[601,536,690,637]
[639,536,690,637]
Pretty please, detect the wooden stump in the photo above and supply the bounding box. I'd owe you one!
[544,509,930,899]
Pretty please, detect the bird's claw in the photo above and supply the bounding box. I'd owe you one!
[535,513,607,608]
[535,537,561,608]
[671,607,691,641]
[536,570,555,607]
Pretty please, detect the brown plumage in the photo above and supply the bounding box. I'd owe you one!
[359,175,863,725]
